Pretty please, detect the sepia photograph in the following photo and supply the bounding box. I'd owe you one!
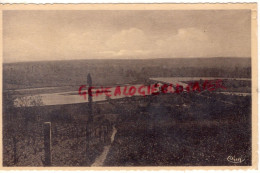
[0,4,257,169]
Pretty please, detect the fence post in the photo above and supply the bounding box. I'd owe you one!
[44,122,51,166]
[87,73,93,123]
[86,73,93,165]
[12,136,17,165]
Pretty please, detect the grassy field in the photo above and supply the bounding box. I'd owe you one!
[104,93,251,166]
[3,91,252,166]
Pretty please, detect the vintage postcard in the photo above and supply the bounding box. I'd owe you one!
[0,3,257,170]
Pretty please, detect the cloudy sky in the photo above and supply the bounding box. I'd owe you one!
[3,10,251,63]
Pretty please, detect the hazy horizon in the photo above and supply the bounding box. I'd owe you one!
[3,56,251,64]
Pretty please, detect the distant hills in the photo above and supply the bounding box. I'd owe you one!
[3,57,251,90]
[5,57,251,67]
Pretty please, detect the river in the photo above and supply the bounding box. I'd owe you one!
[13,77,251,107]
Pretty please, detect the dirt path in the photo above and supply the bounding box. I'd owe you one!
[91,125,117,167]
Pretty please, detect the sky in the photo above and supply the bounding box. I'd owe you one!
[3,10,251,63]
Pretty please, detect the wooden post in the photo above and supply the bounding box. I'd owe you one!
[87,73,93,123]
[86,73,93,165]
[12,136,17,165]
[44,122,51,166]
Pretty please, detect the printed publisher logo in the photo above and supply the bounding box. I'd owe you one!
[227,156,245,163]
